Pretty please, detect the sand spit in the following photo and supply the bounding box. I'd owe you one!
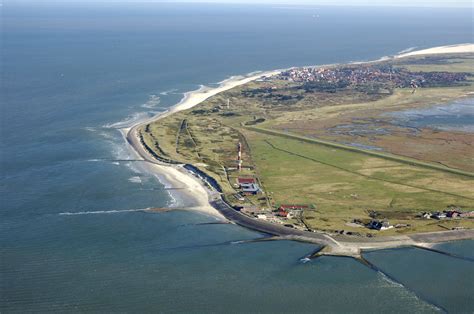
[396,43,474,58]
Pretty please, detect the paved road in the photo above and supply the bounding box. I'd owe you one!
[409,229,474,243]
[210,198,336,246]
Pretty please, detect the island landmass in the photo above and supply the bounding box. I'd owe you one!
[127,44,474,258]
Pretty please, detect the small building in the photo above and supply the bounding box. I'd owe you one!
[256,214,267,220]
[367,220,392,231]
[446,210,461,218]
[277,210,288,218]
[431,212,447,220]
[237,177,260,195]
[241,183,261,195]
[421,212,432,219]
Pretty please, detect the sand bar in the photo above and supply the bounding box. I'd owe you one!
[396,43,473,58]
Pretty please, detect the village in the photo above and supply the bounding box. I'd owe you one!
[278,64,469,90]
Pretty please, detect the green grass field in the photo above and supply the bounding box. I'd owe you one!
[244,129,474,234]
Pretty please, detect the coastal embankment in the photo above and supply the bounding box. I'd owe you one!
[125,44,474,256]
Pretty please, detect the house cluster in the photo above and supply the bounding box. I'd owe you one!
[420,209,474,220]
[237,177,261,195]
[351,218,410,231]
[275,205,309,219]
[278,65,468,89]
[279,66,397,84]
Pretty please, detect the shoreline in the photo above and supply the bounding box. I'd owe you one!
[124,43,474,252]
[122,69,285,220]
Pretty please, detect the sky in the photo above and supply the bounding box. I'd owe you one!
[5,0,473,7]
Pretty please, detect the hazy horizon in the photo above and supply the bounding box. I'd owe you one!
[4,0,473,8]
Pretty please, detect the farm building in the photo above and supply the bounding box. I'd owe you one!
[237,178,260,195]
[241,183,261,195]
[367,220,393,231]
[237,177,256,185]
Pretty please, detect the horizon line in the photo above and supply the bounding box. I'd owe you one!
[6,1,473,9]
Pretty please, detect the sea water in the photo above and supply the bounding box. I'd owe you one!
[1,3,473,312]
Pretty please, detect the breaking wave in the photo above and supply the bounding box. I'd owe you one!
[160,89,178,96]
[299,257,312,264]
[128,176,142,184]
[141,94,161,109]
[398,46,418,54]
[378,271,404,288]
[59,208,152,216]
[102,112,151,129]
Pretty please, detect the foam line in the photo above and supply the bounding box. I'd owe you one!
[58,208,152,216]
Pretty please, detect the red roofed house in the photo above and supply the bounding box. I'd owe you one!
[238,178,256,185]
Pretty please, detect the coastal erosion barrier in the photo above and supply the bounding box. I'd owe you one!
[209,198,334,246]
[183,164,223,193]
[134,128,223,193]
[135,131,181,165]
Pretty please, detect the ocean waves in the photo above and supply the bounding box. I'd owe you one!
[140,94,161,109]
[58,208,152,216]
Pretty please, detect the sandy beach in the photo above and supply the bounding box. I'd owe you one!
[123,69,282,220]
[396,43,474,58]
[164,69,282,117]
